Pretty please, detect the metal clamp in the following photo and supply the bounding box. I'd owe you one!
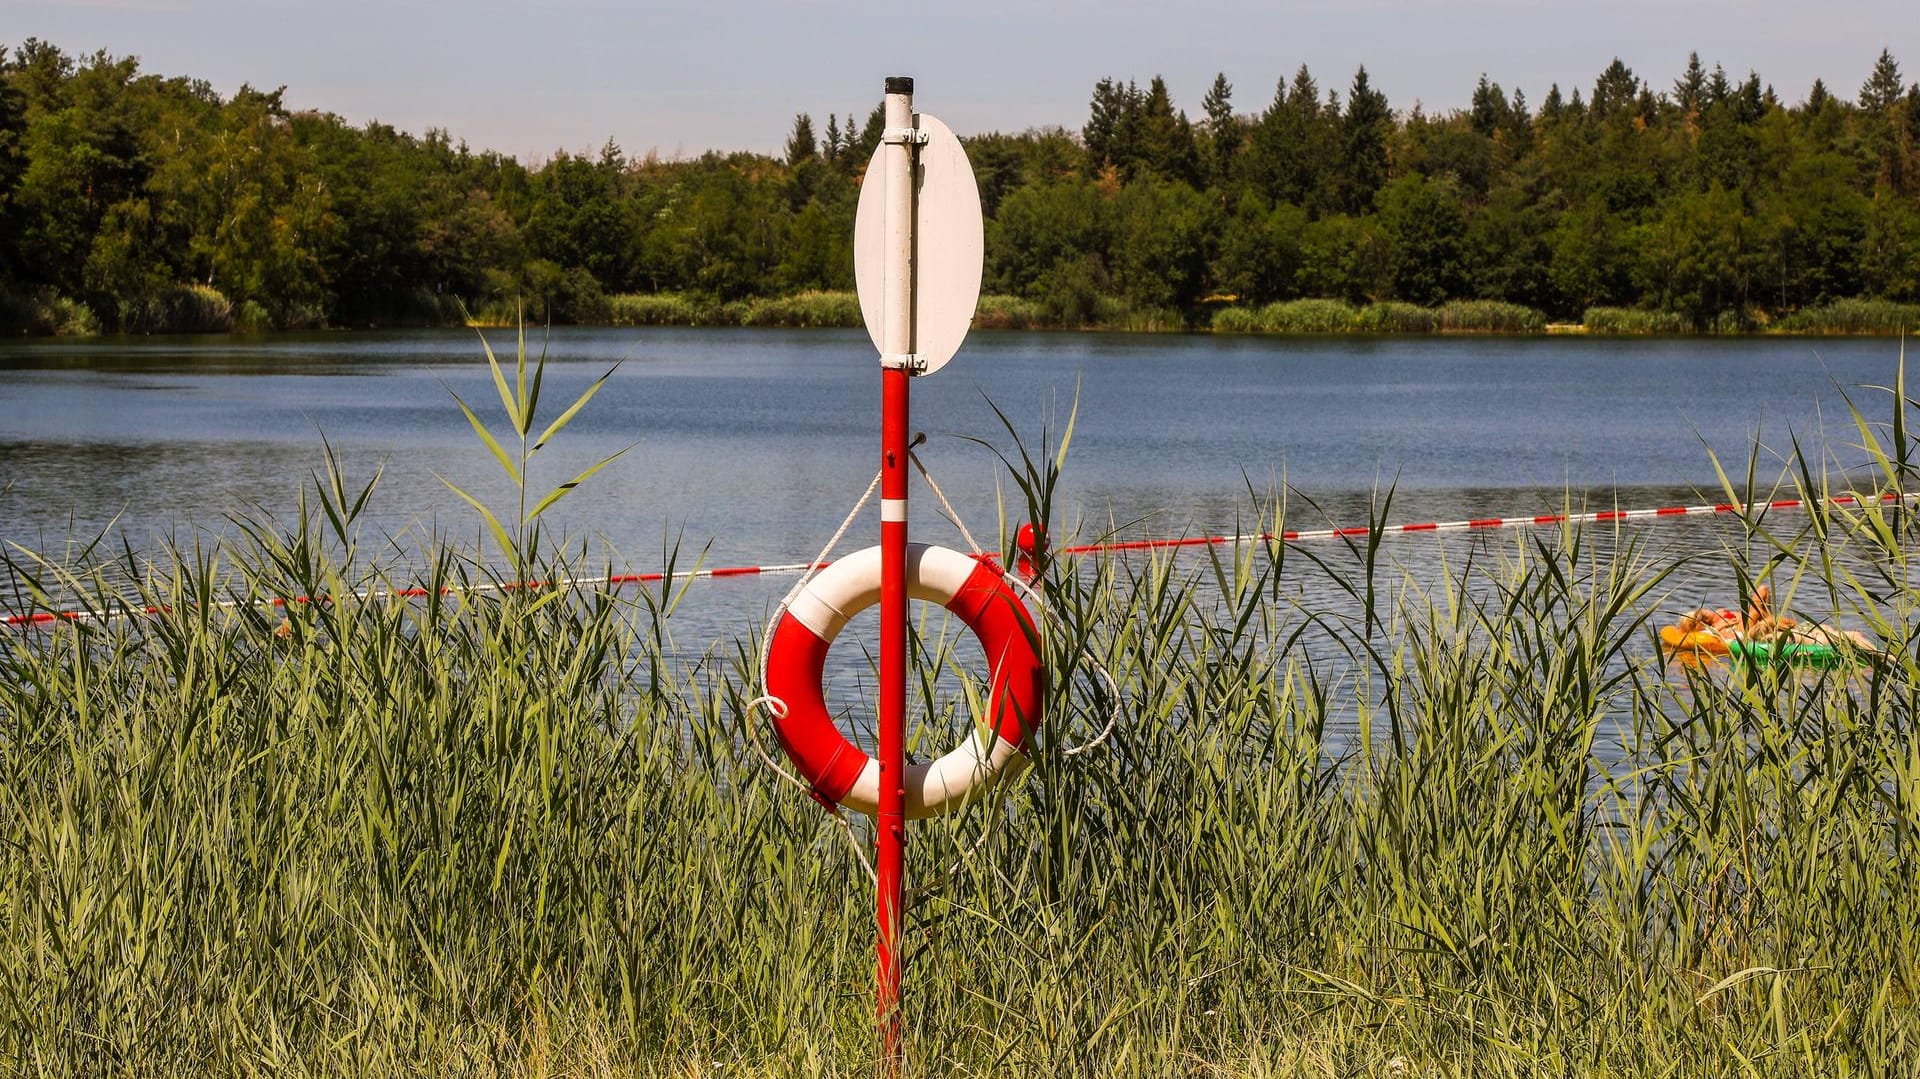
[880,353,926,373]
[880,126,929,146]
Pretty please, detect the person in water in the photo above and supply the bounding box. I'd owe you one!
[1673,584,1873,649]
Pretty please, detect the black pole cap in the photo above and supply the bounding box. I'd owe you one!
[885,76,914,95]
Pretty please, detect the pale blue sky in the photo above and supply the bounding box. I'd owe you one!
[3,1,1913,162]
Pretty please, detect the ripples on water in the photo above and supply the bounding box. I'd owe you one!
[3,328,1909,761]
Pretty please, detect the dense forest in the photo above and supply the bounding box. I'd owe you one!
[1,38,1918,334]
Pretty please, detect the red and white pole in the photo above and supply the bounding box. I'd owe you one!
[876,73,916,1070]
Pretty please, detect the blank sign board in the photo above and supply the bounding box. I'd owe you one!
[853,114,983,377]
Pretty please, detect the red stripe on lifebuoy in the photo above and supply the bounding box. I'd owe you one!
[764,544,1044,818]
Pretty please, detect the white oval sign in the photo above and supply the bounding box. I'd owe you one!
[853,113,983,377]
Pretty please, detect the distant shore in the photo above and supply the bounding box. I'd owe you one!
[461,292,1920,337]
[8,289,1919,338]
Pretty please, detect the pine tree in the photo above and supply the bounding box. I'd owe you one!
[1084,77,1125,170]
[1241,74,1293,200]
[1110,80,1145,175]
[1675,52,1707,114]
[822,113,841,165]
[1805,78,1832,113]
[1860,48,1904,114]
[1736,72,1765,123]
[1591,58,1639,119]
[1290,65,1319,116]
[1541,84,1565,124]
[784,113,816,166]
[1341,65,1391,213]
[1707,64,1732,107]
[1201,72,1239,185]
[844,105,885,167]
[1202,73,1235,139]
[1471,74,1509,136]
[1135,76,1197,182]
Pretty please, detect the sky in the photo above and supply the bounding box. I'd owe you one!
[3,0,1915,163]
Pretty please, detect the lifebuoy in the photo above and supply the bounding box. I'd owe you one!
[766,542,1044,818]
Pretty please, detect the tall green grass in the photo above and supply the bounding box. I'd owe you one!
[607,291,730,326]
[2,338,1917,1074]
[1212,298,1359,334]
[739,291,863,328]
[1213,299,1549,335]
[1583,306,1692,334]
[1350,301,1435,333]
[0,288,101,336]
[1435,298,1548,333]
[609,292,865,328]
[973,293,1048,330]
[1773,298,1920,335]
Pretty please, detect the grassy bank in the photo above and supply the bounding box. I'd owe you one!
[2,342,1918,1074]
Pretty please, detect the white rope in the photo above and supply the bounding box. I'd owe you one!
[756,467,883,695]
[909,449,1122,758]
[748,454,1119,892]
[908,450,990,562]
[740,694,877,886]
[747,470,885,885]
[1002,566,1122,758]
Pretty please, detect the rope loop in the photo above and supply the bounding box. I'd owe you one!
[908,447,1122,759]
[748,452,1120,891]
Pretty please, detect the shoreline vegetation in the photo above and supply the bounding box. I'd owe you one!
[11,287,1919,338]
[2,332,1916,1072]
[440,291,1920,337]
[3,40,1920,341]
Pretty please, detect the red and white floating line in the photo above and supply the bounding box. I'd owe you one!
[1056,491,1915,555]
[5,492,1913,629]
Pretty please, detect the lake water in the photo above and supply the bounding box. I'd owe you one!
[0,327,1905,658]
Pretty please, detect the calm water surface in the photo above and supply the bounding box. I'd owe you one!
[0,328,1903,652]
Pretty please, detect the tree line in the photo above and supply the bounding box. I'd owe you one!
[1,38,1917,334]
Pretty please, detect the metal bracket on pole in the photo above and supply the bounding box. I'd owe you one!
[881,126,929,146]
[879,353,926,373]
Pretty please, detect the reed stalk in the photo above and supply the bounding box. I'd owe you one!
[1,339,1915,1075]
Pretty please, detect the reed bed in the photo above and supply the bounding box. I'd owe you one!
[1434,299,1548,333]
[607,291,741,327]
[2,338,1917,1075]
[1211,299,1359,334]
[608,291,864,329]
[1213,299,1549,335]
[973,293,1049,330]
[738,291,864,328]
[1350,301,1435,333]
[1773,299,1920,335]
[1582,306,1693,335]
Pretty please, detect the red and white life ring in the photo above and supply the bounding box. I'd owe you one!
[765,542,1044,819]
